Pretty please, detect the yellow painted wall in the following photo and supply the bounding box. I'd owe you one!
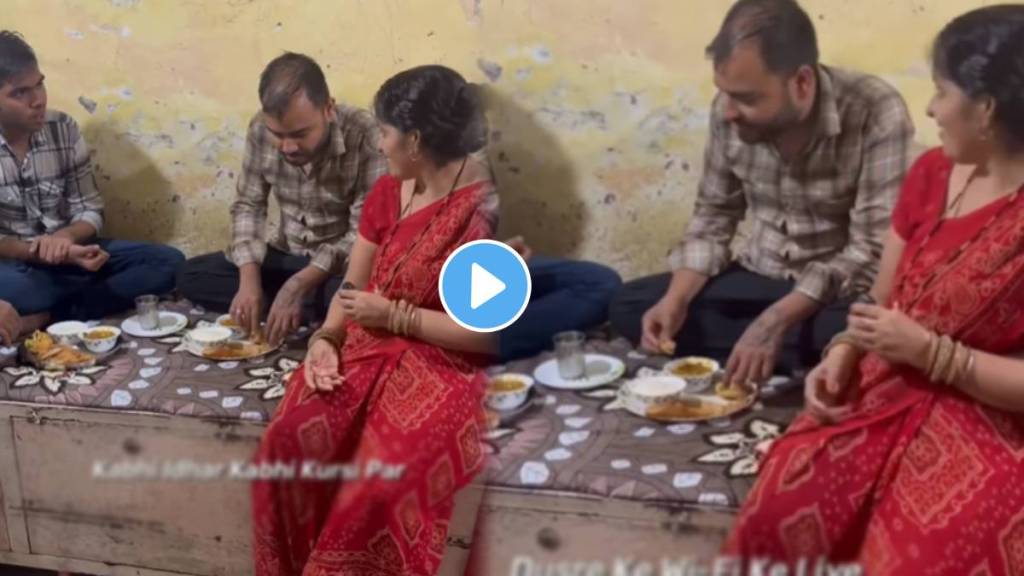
[7,0,992,279]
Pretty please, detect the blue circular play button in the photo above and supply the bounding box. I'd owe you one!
[439,240,531,333]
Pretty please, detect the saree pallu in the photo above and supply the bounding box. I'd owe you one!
[725,150,1024,575]
[252,177,495,575]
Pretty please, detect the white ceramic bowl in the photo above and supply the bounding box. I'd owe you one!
[184,326,233,353]
[619,375,688,415]
[46,321,88,346]
[80,326,121,353]
[486,373,534,411]
[663,356,720,393]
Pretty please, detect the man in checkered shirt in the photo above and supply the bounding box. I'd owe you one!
[177,52,386,346]
[0,31,184,334]
[610,0,915,385]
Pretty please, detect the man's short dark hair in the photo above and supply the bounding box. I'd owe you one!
[0,31,37,88]
[258,52,330,117]
[706,0,819,75]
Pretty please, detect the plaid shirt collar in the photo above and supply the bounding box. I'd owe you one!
[307,119,349,170]
[814,65,842,139]
[0,123,47,154]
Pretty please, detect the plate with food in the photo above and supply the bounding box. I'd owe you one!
[121,311,189,338]
[215,314,253,337]
[533,354,626,390]
[79,326,123,355]
[618,372,757,423]
[663,356,720,392]
[182,325,279,361]
[485,373,540,428]
[21,331,96,371]
[486,373,534,411]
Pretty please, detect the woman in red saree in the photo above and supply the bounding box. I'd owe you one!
[725,6,1024,575]
[251,65,497,575]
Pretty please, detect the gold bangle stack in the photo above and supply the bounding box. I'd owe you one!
[388,299,422,337]
[924,332,976,387]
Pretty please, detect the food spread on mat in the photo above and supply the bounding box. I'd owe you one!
[24,331,95,369]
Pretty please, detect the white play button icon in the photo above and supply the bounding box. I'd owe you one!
[470,262,506,310]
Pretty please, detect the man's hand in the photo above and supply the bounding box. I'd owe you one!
[67,244,109,272]
[265,275,309,346]
[504,236,533,261]
[725,308,786,386]
[0,300,20,345]
[29,235,75,265]
[230,277,264,339]
[641,298,688,354]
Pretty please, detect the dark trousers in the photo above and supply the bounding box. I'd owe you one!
[0,239,184,321]
[498,256,622,362]
[176,248,343,322]
[608,264,849,371]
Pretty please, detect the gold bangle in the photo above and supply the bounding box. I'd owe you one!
[948,340,966,385]
[935,336,955,383]
[928,335,948,382]
[925,331,939,378]
[309,328,343,349]
[397,300,407,336]
[945,341,961,385]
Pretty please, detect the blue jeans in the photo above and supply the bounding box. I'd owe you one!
[0,239,185,321]
[498,256,622,362]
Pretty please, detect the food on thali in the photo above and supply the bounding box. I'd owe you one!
[670,359,716,378]
[714,379,754,401]
[658,340,677,356]
[217,316,241,329]
[24,331,95,369]
[646,396,732,421]
[203,341,274,361]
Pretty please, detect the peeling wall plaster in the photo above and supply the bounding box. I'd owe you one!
[10,0,978,278]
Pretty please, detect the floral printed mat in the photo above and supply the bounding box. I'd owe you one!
[0,301,303,423]
[482,338,804,508]
[0,303,804,508]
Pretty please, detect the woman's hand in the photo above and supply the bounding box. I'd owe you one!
[337,289,392,330]
[847,303,931,369]
[804,343,860,423]
[303,338,343,392]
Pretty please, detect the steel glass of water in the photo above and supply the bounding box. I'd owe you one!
[135,295,160,331]
[553,331,586,380]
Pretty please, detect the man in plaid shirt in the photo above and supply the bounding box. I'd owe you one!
[177,52,386,345]
[610,0,914,385]
[0,32,183,332]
